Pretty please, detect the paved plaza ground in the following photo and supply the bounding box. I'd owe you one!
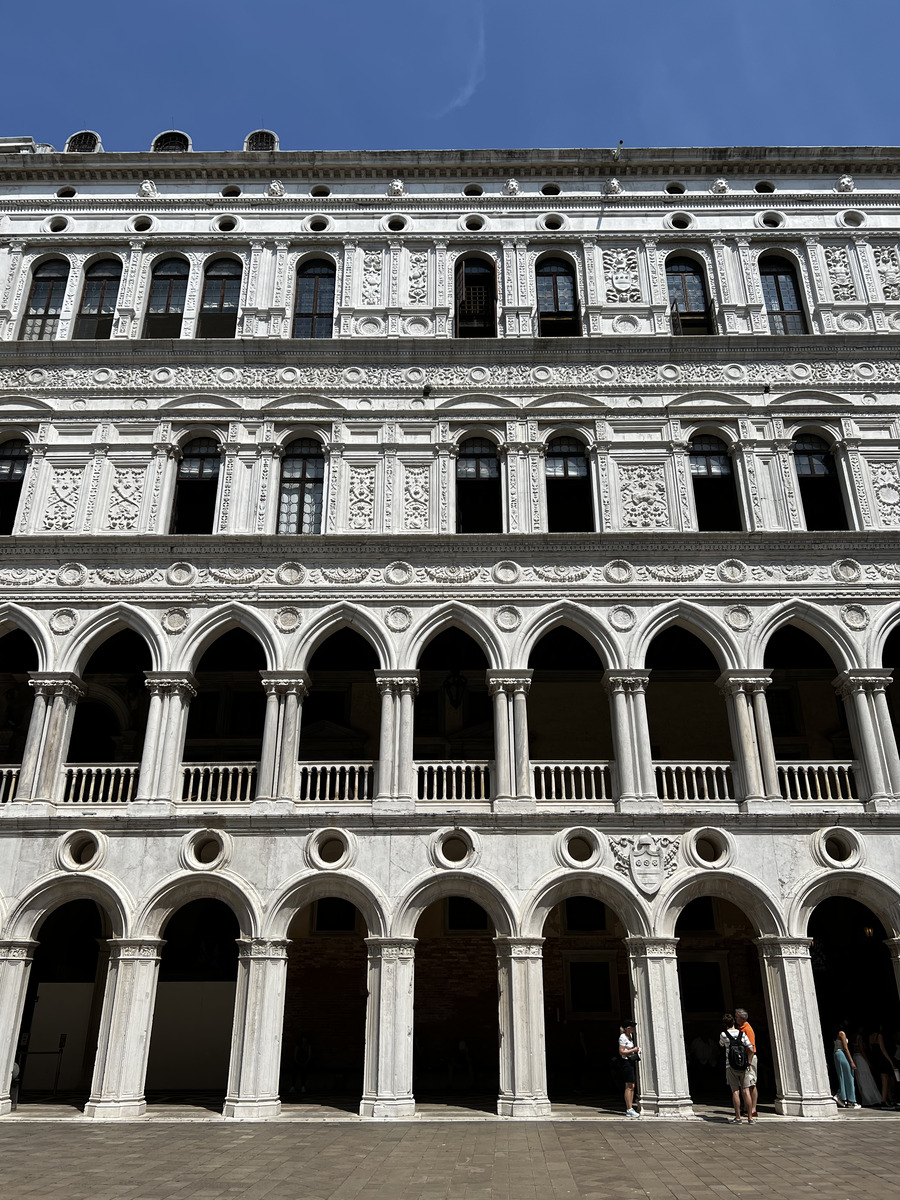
[2,1110,899,1200]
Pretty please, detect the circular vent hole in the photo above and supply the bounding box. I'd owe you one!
[695,837,721,863]
[387,216,407,232]
[310,185,331,197]
[48,217,68,232]
[195,837,222,864]
[567,835,593,863]
[442,836,469,863]
[221,185,241,197]
[755,181,776,193]
[666,182,686,195]
[71,835,97,866]
[319,836,346,864]
[309,217,328,232]
[544,215,563,230]
[671,214,692,229]
[843,210,864,227]
[541,183,561,196]
[217,216,237,232]
[825,835,850,862]
[56,186,76,198]
[464,183,483,196]
[761,211,784,228]
[132,216,152,232]
[464,215,484,231]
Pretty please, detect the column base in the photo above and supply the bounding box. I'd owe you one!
[740,798,791,814]
[617,797,661,814]
[492,797,536,813]
[359,1096,416,1119]
[222,1097,282,1119]
[775,1094,838,1118]
[373,797,416,814]
[639,1096,695,1118]
[0,1097,12,1116]
[249,799,295,815]
[3,800,54,817]
[83,1098,148,1119]
[497,1095,552,1117]
[128,800,175,817]
[864,797,900,813]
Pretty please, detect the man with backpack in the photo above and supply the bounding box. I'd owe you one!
[735,1007,758,1119]
[719,1012,754,1124]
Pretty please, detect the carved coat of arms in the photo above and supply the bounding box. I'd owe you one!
[610,834,679,896]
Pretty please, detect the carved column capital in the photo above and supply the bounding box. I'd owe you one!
[716,669,773,697]
[625,936,680,959]
[602,669,650,696]
[755,936,813,960]
[0,939,39,962]
[144,671,198,700]
[106,938,166,961]
[375,670,419,698]
[28,673,86,703]
[486,669,532,697]
[259,670,310,698]
[833,669,893,698]
[236,937,291,960]
[493,936,544,960]
[365,936,417,961]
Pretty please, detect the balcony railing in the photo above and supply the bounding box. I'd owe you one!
[297,762,375,802]
[0,766,19,804]
[182,763,257,803]
[777,761,858,802]
[533,761,612,801]
[655,761,736,801]
[417,761,492,801]
[63,764,138,804]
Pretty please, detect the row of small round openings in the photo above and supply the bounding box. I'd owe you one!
[464,183,484,196]
[755,181,776,193]
[47,217,69,233]
[244,129,279,152]
[152,131,191,153]
[310,185,331,197]
[222,185,242,197]
[308,215,329,232]
[666,181,686,195]
[387,215,408,232]
[65,131,101,153]
[464,214,485,231]
[541,183,561,196]
[215,215,238,232]
[56,186,76,198]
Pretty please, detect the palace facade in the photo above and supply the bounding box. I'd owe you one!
[0,131,898,1120]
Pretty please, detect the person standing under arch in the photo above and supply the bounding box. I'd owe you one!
[720,1013,754,1124]
[618,1020,641,1117]
[735,1007,758,1119]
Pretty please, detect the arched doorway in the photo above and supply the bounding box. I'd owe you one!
[145,899,239,1109]
[14,900,108,1110]
[808,897,899,1106]
[541,893,630,1111]
[0,628,38,799]
[184,629,267,801]
[280,897,368,1111]
[413,896,499,1111]
[675,896,771,1108]
[882,625,900,747]
[528,628,611,801]
[415,629,492,800]
[645,627,733,800]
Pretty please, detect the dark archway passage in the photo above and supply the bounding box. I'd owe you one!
[0,629,38,797]
[15,900,107,1107]
[541,895,629,1109]
[67,630,152,765]
[145,899,239,1104]
[280,899,368,1110]
[185,630,267,765]
[413,897,499,1109]
[763,627,848,762]
[303,630,380,761]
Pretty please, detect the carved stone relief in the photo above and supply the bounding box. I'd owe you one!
[874,246,900,301]
[869,461,900,527]
[42,469,83,532]
[361,251,382,306]
[403,465,429,531]
[105,467,145,531]
[824,245,857,301]
[407,252,428,305]
[602,247,642,304]
[618,464,670,528]
[347,464,376,530]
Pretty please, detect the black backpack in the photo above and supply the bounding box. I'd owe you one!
[724,1030,747,1071]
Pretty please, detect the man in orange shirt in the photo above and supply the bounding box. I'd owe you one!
[735,1007,758,1118]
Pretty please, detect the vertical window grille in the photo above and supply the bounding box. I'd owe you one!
[293,261,335,338]
[144,258,190,338]
[455,258,496,337]
[20,260,70,341]
[666,256,714,334]
[74,259,122,340]
[277,439,325,534]
[536,258,579,336]
[0,439,28,535]
[759,257,808,334]
[197,259,242,338]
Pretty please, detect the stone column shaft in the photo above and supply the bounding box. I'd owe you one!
[755,937,836,1117]
[359,938,417,1118]
[84,939,165,1120]
[257,672,309,801]
[494,938,551,1117]
[136,674,197,802]
[374,672,419,810]
[223,939,291,1119]
[0,941,38,1115]
[716,671,783,809]
[487,671,533,810]
[625,938,693,1117]
[602,671,655,810]
[17,674,85,802]
[834,670,897,807]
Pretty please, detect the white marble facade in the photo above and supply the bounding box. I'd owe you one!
[1,136,899,1122]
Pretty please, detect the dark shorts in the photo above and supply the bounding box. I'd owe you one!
[621,1058,637,1085]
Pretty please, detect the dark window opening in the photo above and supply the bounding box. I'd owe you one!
[73,259,122,340]
[0,439,28,535]
[197,258,242,338]
[144,257,189,338]
[545,437,593,532]
[245,130,277,152]
[293,260,335,338]
[278,438,325,534]
[20,260,69,341]
[152,131,190,153]
[666,256,715,335]
[66,131,99,153]
[456,437,502,532]
[793,435,848,530]
[689,435,742,530]
[760,256,808,334]
[536,257,579,337]
[455,257,496,338]
[171,438,220,534]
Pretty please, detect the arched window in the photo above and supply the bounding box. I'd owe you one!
[545,437,593,532]
[666,256,714,334]
[197,259,242,338]
[244,129,278,152]
[293,260,335,338]
[171,438,221,534]
[0,439,28,534]
[793,434,848,530]
[74,259,122,340]
[536,258,579,336]
[277,439,325,534]
[689,435,742,531]
[65,131,100,153]
[152,131,190,153]
[144,258,189,338]
[456,438,502,532]
[454,257,496,338]
[759,256,808,334]
[20,260,69,341]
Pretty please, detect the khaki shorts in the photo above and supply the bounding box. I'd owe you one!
[744,1054,758,1087]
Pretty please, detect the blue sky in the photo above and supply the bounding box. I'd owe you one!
[5,0,897,153]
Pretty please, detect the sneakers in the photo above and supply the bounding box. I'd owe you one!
[730,1116,743,1124]
[850,1103,862,1110]
[833,1095,845,1107]
[625,1108,641,1118]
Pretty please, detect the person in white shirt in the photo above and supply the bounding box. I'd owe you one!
[618,1020,641,1117]
[719,1012,754,1124]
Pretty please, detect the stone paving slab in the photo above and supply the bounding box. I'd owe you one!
[1,1118,899,1199]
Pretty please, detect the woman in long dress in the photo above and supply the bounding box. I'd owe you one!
[852,1031,883,1106]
